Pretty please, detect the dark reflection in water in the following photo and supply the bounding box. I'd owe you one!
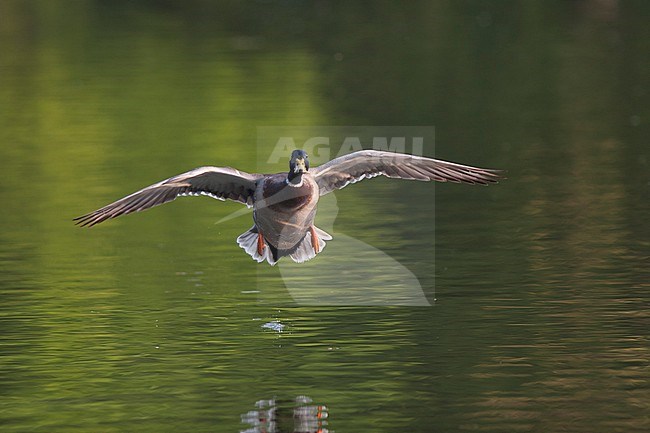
[241,396,328,433]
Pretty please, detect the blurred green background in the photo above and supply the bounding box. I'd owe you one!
[1,1,649,432]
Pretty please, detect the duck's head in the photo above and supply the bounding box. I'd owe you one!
[287,149,309,184]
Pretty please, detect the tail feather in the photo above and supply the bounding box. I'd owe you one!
[237,225,332,265]
[236,226,278,265]
[289,226,332,264]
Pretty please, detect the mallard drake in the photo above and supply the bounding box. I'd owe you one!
[75,149,502,264]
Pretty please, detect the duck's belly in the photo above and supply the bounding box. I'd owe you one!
[254,176,319,250]
[255,202,317,250]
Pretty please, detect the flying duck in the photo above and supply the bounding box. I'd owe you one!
[75,150,502,265]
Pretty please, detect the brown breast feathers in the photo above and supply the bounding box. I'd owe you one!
[262,175,313,212]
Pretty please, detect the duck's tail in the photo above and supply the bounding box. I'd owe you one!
[237,225,332,266]
[237,226,275,265]
[288,226,332,263]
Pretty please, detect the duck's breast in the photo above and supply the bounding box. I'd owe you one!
[254,174,319,250]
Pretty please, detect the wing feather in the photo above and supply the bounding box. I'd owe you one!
[74,166,262,227]
[311,150,502,195]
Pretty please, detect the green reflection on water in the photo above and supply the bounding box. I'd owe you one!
[1,1,649,432]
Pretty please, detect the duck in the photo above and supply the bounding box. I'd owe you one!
[75,149,502,265]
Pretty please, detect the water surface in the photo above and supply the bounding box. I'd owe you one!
[1,1,649,432]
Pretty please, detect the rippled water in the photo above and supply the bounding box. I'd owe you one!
[1,1,649,432]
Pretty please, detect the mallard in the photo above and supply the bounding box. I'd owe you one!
[75,150,502,265]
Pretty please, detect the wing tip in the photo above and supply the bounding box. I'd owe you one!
[73,215,97,227]
[73,210,113,227]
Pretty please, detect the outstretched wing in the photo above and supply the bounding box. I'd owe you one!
[311,150,502,196]
[74,166,262,227]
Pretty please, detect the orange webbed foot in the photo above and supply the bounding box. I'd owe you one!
[309,226,320,254]
[257,232,266,256]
